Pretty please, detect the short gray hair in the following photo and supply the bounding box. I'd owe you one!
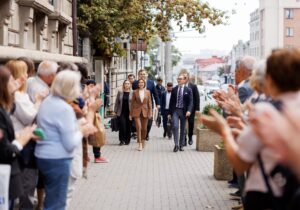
[240,56,256,71]
[51,70,81,101]
[250,60,266,92]
[37,60,58,76]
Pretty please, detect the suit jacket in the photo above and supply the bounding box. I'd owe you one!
[169,85,193,115]
[160,91,171,116]
[156,84,165,102]
[238,79,253,104]
[130,89,152,118]
[114,90,132,117]
[187,82,200,113]
[132,79,160,107]
[0,107,23,199]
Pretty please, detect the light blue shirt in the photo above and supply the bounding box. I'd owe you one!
[35,95,82,159]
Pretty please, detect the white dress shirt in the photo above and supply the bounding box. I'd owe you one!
[165,92,171,109]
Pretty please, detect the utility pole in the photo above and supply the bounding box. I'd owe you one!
[165,34,172,83]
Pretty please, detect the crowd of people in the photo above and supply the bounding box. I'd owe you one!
[113,69,200,153]
[0,59,106,210]
[201,48,300,210]
[2,47,300,210]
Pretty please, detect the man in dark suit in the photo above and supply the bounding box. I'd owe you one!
[156,77,165,102]
[182,72,200,146]
[168,74,193,152]
[132,69,160,140]
[160,82,173,138]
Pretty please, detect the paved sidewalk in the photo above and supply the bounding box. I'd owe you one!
[69,125,238,210]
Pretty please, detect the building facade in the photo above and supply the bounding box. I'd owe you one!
[249,9,260,60]
[260,0,300,58]
[0,0,85,63]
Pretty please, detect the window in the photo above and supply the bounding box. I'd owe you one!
[286,9,294,19]
[286,27,294,37]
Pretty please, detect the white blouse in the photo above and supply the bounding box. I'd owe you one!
[11,91,39,131]
[139,89,145,102]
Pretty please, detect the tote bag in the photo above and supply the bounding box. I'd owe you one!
[88,114,106,147]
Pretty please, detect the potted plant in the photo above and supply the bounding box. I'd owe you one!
[196,104,222,152]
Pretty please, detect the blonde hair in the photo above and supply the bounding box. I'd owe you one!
[6,60,28,91]
[51,70,81,101]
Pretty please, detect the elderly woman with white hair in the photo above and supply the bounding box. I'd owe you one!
[34,70,95,210]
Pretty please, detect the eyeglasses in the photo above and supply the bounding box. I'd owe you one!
[177,78,183,80]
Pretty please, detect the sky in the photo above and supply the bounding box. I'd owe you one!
[172,0,259,56]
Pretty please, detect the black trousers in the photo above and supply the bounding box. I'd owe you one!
[146,118,153,138]
[162,110,169,133]
[188,111,195,139]
[93,147,101,158]
[118,114,131,144]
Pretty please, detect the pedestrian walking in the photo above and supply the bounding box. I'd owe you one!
[114,80,132,145]
[130,79,152,151]
[132,70,160,141]
[168,74,193,152]
[161,82,173,138]
[181,70,200,146]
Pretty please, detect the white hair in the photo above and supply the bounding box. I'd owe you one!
[51,70,81,101]
[240,56,256,71]
[37,60,58,76]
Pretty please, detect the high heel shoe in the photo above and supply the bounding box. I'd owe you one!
[138,143,143,151]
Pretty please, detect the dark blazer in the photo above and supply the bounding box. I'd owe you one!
[169,85,193,115]
[160,91,171,116]
[238,79,253,104]
[0,107,23,199]
[114,90,132,117]
[130,90,152,118]
[187,82,200,113]
[132,79,160,107]
[156,84,165,102]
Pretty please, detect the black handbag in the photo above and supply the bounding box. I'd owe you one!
[156,112,162,127]
[111,117,119,132]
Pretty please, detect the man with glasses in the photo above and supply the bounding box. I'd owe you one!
[168,74,193,152]
[132,69,160,140]
[181,71,200,146]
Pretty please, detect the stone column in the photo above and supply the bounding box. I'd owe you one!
[0,0,14,46]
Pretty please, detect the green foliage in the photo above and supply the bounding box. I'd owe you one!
[145,66,156,81]
[77,0,228,58]
[172,45,182,67]
[218,66,225,76]
[202,103,222,115]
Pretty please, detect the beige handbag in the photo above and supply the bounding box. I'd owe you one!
[88,114,106,147]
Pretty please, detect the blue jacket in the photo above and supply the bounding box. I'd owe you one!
[132,79,160,107]
[169,85,193,115]
[238,80,253,104]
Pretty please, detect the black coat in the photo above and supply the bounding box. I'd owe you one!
[187,83,200,113]
[169,85,193,115]
[0,107,23,199]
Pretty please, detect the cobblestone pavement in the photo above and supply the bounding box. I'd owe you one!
[69,124,238,210]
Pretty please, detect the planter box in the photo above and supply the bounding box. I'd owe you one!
[196,128,222,152]
[213,145,233,181]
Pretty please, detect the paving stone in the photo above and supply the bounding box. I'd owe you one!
[69,125,238,210]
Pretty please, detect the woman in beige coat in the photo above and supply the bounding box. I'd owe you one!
[130,79,152,151]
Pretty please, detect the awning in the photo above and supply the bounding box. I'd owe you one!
[0,46,88,64]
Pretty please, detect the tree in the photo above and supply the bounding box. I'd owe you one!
[78,0,228,57]
[172,45,182,67]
